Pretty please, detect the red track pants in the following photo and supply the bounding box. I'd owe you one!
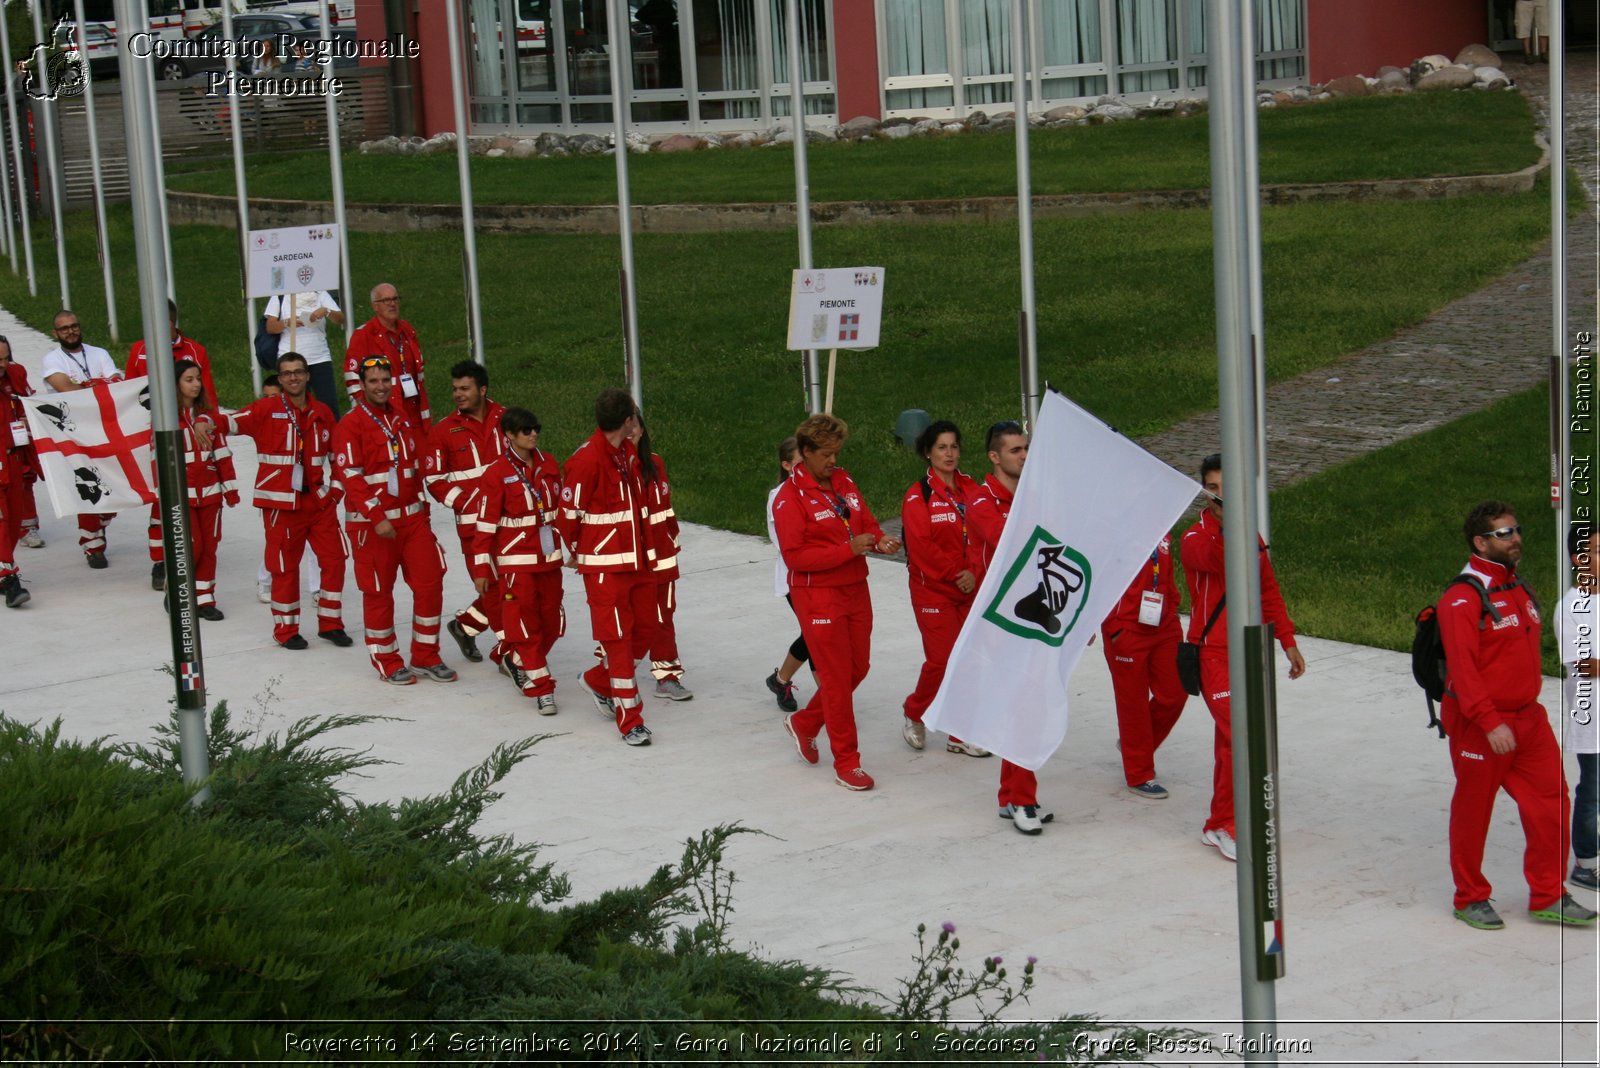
[0,475,23,579]
[502,570,563,697]
[349,514,446,677]
[453,527,503,643]
[78,512,112,556]
[1102,623,1188,786]
[580,569,657,735]
[1199,648,1238,835]
[264,502,346,642]
[998,760,1038,808]
[189,502,223,608]
[646,578,683,681]
[1443,700,1571,911]
[790,581,873,774]
[903,588,970,723]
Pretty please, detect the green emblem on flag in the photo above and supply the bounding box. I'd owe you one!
[982,526,1092,646]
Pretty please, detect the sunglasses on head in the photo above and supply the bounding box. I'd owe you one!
[360,356,391,371]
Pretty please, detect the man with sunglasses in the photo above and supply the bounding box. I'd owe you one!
[331,355,455,685]
[344,283,429,429]
[1437,501,1596,929]
[40,310,121,568]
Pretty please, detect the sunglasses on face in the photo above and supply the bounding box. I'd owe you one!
[1481,525,1522,541]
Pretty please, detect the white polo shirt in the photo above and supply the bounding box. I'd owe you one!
[42,343,118,391]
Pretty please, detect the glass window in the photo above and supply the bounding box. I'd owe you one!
[961,0,1013,106]
[1116,0,1177,92]
[882,0,950,110]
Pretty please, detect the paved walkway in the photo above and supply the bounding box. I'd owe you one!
[1138,50,1598,487]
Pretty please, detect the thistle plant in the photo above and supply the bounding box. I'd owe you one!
[893,921,1035,1025]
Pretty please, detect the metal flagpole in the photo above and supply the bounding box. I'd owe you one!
[1010,0,1039,428]
[141,7,175,298]
[1209,0,1282,1058]
[0,14,17,269]
[319,3,355,349]
[220,1,262,396]
[1241,3,1268,542]
[1549,3,1570,593]
[444,0,485,366]
[28,1,70,308]
[786,0,820,413]
[114,0,209,803]
[0,9,36,294]
[73,0,118,342]
[609,0,641,408]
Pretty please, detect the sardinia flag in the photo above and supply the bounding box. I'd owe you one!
[922,390,1200,769]
[21,378,156,518]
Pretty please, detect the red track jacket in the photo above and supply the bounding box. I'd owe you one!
[210,394,338,511]
[126,334,219,411]
[1438,554,1543,733]
[901,468,979,601]
[330,401,429,526]
[641,452,680,582]
[470,446,564,582]
[1180,509,1297,650]
[555,428,651,574]
[772,464,882,588]
[344,317,428,425]
[425,401,506,533]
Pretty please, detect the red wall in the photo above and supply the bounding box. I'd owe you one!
[1307,0,1489,82]
[832,0,881,121]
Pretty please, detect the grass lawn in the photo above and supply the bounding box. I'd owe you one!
[162,91,1540,206]
[0,186,1552,543]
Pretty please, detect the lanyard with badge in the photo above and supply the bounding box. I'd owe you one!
[4,386,25,448]
[512,449,558,556]
[1139,544,1165,626]
[361,402,402,495]
[391,333,419,399]
[283,395,310,492]
[803,479,852,537]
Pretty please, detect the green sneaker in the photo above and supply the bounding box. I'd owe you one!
[1529,893,1599,926]
[1453,900,1504,929]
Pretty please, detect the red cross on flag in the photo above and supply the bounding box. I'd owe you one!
[21,378,156,517]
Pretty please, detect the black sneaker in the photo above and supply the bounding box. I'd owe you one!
[318,628,354,648]
[1571,865,1600,892]
[1,575,29,609]
[765,670,799,713]
[151,563,165,591]
[446,618,483,662]
[279,634,309,651]
[197,605,225,622]
[86,552,108,570]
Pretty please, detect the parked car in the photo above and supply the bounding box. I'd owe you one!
[53,22,119,79]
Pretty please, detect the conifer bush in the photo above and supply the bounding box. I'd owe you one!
[0,706,1172,1062]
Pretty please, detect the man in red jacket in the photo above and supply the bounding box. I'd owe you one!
[331,356,454,685]
[1101,531,1188,800]
[0,340,37,607]
[1180,453,1305,862]
[425,360,506,667]
[203,352,349,650]
[125,299,219,410]
[344,283,428,427]
[555,388,657,746]
[1439,500,1596,929]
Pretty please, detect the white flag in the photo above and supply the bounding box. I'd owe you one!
[21,378,155,518]
[923,391,1200,769]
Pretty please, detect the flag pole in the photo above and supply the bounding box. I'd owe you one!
[320,2,356,352]
[27,2,70,308]
[72,0,118,342]
[1010,0,1039,428]
[0,8,36,294]
[786,0,821,413]
[219,0,262,396]
[1209,0,1282,1057]
[444,0,485,367]
[1549,3,1570,578]
[114,0,209,803]
[607,0,642,409]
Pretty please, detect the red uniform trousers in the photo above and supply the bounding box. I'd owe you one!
[1443,700,1571,911]
[501,570,563,697]
[264,503,347,643]
[349,513,446,677]
[1199,648,1239,835]
[147,504,163,562]
[0,475,24,578]
[580,569,658,736]
[1102,623,1188,786]
[453,527,504,646]
[645,579,683,681]
[78,512,113,556]
[790,581,873,774]
[903,589,969,723]
[998,760,1038,808]
[190,502,223,608]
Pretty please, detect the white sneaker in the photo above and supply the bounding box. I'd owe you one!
[536,693,558,716]
[20,530,43,548]
[1201,828,1238,861]
[902,717,925,750]
[946,738,991,757]
[1001,803,1045,835]
[256,580,271,604]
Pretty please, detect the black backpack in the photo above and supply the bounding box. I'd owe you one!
[1411,574,1536,737]
[253,296,283,371]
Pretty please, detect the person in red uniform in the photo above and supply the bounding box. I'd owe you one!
[343,283,428,428]
[425,360,506,667]
[633,414,692,701]
[1102,531,1188,800]
[900,419,988,758]
[555,387,658,746]
[168,360,239,619]
[0,339,38,607]
[772,413,901,791]
[331,356,455,685]
[1439,500,1597,929]
[201,352,350,650]
[472,406,565,714]
[1180,452,1306,862]
[125,299,219,409]
[967,419,1055,833]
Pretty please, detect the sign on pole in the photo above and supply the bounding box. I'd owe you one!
[246,224,342,299]
[786,267,886,351]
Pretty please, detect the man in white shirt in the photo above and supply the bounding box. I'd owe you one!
[265,290,345,416]
[1564,525,1599,892]
[40,310,121,568]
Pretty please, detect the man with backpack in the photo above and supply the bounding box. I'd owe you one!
[1436,500,1596,929]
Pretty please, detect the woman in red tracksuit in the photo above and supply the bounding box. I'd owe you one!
[899,419,989,758]
[633,415,691,700]
[172,359,239,620]
[773,413,901,791]
[1101,532,1188,798]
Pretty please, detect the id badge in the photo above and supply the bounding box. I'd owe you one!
[8,419,26,444]
[386,468,399,495]
[398,373,419,399]
[538,525,556,556]
[291,465,305,492]
[1138,590,1164,626]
